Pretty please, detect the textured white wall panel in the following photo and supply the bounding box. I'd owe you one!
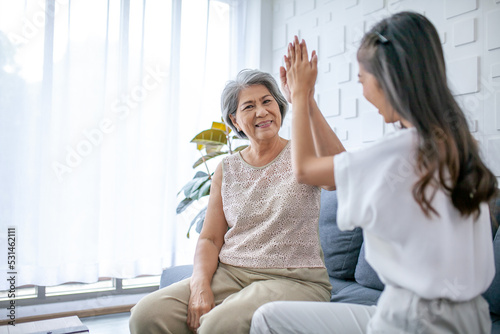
[333,126,349,140]
[319,89,341,116]
[284,1,295,19]
[342,97,358,119]
[445,0,477,19]
[279,116,292,140]
[320,61,331,73]
[492,63,500,79]
[486,10,500,51]
[287,24,301,43]
[453,18,475,46]
[448,57,479,95]
[273,25,287,50]
[487,138,500,176]
[303,13,321,29]
[273,48,286,75]
[440,31,447,44]
[362,0,384,15]
[302,32,319,55]
[384,122,398,135]
[361,111,384,142]
[297,0,316,14]
[322,25,346,57]
[351,20,365,43]
[497,92,500,130]
[321,11,333,24]
[344,0,358,9]
[271,0,500,166]
[333,61,351,83]
[469,119,479,132]
[388,0,404,5]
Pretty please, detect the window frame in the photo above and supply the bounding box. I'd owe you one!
[0,276,161,307]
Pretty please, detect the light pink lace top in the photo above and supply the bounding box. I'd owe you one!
[219,142,325,268]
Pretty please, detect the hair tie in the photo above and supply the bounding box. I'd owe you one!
[375,32,389,44]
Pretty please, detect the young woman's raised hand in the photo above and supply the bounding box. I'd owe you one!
[284,36,318,102]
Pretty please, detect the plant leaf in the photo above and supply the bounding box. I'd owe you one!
[195,208,207,233]
[233,145,248,153]
[211,121,231,134]
[180,172,209,197]
[205,144,224,154]
[176,197,194,214]
[196,179,211,200]
[179,178,197,196]
[191,129,227,146]
[194,171,208,178]
[192,151,227,169]
[187,206,208,238]
[188,176,210,198]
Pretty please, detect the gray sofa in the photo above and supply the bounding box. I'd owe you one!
[160,190,500,333]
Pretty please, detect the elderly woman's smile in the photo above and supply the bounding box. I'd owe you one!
[256,120,272,128]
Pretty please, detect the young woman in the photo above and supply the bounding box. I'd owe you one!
[251,11,497,334]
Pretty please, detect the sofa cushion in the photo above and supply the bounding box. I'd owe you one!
[354,243,385,291]
[329,277,381,306]
[483,195,500,317]
[319,190,364,280]
[483,226,500,317]
[159,264,194,289]
[491,313,500,334]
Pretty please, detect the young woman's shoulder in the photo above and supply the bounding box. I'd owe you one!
[343,127,417,163]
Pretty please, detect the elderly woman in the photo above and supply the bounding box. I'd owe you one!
[129,69,343,334]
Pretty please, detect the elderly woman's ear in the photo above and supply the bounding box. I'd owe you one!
[229,114,241,132]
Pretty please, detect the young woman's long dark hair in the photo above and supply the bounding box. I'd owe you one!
[357,12,497,218]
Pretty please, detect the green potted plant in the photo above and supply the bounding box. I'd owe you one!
[177,121,248,237]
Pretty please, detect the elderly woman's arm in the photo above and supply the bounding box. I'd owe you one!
[187,163,228,332]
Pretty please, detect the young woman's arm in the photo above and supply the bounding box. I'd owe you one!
[286,38,338,188]
[280,65,345,159]
[308,97,346,157]
[188,163,227,332]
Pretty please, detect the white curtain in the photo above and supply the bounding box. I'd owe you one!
[0,0,249,289]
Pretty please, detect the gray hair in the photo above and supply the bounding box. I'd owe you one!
[221,69,288,139]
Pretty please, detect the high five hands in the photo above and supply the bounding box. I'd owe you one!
[282,36,318,104]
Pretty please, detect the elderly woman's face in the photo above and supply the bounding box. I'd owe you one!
[230,85,281,142]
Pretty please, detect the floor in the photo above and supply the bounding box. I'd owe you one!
[81,312,131,334]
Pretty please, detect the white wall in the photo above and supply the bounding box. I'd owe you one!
[270,0,500,180]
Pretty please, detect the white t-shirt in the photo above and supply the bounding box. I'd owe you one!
[334,127,495,301]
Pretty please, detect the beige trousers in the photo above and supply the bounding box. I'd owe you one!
[129,262,331,334]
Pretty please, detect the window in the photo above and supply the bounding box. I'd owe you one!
[0,0,243,309]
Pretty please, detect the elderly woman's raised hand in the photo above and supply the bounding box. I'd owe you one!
[284,36,317,103]
[279,66,292,103]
